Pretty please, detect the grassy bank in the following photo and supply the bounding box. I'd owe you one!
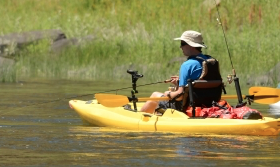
[1,0,280,87]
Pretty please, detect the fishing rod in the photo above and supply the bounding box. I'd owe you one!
[214,0,234,73]
[214,0,244,105]
[1,79,170,112]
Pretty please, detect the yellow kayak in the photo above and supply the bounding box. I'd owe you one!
[69,99,280,136]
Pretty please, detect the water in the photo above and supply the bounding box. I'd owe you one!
[1,79,280,167]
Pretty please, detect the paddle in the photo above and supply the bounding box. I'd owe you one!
[249,87,264,94]
[95,94,169,107]
[222,94,279,104]
[96,90,280,107]
[248,87,280,104]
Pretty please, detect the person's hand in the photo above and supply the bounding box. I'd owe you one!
[164,76,179,83]
[170,76,179,86]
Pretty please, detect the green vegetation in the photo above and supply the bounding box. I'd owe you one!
[1,0,280,88]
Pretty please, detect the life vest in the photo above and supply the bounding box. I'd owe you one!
[184,55,224,108]
[193,55,222,81]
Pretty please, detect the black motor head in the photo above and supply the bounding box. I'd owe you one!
[127,70,143,78]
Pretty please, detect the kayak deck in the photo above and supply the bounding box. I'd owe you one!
[69,100,280,136]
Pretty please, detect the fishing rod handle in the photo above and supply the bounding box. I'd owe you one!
[164,79,173,83]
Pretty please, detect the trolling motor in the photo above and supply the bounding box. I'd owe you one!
[127,70,143,111]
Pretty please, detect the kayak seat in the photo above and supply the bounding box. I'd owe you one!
[182,79,224,116]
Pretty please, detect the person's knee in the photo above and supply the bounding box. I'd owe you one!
[150,92,164,97]
[144,100,158,106]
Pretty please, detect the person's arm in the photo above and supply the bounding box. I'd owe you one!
[164,86,184,101]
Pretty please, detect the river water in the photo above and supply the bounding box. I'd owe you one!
[1,79,280,167]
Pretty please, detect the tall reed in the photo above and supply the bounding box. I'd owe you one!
[0,0,279,87]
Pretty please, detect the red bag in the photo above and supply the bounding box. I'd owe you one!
[232,106,263,119]
[187,100,263,119]
[199,106,237,119]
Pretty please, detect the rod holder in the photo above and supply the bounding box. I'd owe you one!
[233,77,243,105]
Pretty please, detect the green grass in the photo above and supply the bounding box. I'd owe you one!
[1,0,280,88]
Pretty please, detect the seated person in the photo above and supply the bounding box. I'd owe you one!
[140,30,222,114]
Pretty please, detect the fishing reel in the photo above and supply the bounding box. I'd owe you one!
[227,74,234,84]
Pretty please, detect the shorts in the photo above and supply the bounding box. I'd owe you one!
[157,99,182,111]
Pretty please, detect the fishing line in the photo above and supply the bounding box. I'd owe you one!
[0,80,167,115]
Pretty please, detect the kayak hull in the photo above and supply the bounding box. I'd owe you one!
[69,100,280,136]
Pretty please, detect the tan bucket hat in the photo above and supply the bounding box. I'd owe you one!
[174,30,207,48]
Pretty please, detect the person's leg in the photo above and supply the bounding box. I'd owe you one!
[140,92,165,114]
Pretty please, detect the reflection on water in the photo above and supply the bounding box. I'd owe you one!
[0,79,280,166]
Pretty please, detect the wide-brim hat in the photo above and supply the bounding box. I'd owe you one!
[174,30,207,48]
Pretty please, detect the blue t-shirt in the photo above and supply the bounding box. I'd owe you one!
[179,53,209,87]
